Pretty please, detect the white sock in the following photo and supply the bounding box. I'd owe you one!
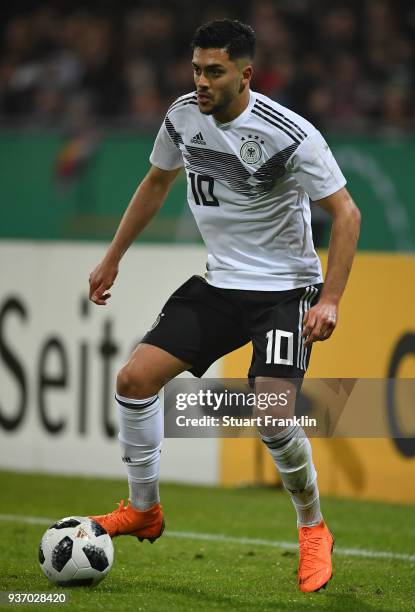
[116,393,163,511]
[262,426,322,527]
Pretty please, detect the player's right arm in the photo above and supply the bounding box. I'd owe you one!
[89,165,181,305]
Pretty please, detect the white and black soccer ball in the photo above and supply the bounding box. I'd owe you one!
[39,516,114,587]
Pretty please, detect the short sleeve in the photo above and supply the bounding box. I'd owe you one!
[149,118,184,171]
[288,130,346,200]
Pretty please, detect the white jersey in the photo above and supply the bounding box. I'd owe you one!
[150,90,346,290]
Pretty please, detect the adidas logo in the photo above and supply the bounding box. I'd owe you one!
[75,527,90,540]
[190,131,206,145]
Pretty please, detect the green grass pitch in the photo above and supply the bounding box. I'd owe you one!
[0,470,414,611]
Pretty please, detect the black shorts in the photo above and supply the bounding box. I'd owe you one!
[142,275,323,380]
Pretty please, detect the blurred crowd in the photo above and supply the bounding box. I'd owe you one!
[0,0,414,133]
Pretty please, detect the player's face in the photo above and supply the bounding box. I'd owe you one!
[192,47,251,117]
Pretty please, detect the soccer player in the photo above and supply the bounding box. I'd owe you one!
[89,19,361,592]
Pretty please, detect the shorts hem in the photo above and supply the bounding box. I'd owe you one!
[140,337,210,378]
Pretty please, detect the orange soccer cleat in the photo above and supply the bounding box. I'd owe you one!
[90,499,165,543]
[297,520,334,593]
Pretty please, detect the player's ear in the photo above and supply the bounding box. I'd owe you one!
[241,64,253,86]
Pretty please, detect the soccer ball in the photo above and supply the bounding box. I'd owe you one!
[39,516,114,587]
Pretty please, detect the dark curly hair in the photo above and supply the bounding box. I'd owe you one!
[191,19,255,60]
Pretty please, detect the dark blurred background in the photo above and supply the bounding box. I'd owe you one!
[1,0,414,133]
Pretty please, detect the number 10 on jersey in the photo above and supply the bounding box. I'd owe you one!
[189,172,220,206]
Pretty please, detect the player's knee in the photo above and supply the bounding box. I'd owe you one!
[116,363,160,400]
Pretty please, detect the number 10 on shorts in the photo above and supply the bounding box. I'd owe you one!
[265,329,294,365]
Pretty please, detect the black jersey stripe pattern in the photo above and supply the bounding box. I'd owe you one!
[165,115,184,148]
[251,143,299,192]
[169,100,198,113]
[167,93,198,114]
[252,107,302,144]
[183,142,299,196]
[165,102,302,194]
[255,99,308,139]
[183,145,252,195]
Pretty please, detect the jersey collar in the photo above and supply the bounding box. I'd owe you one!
[210,90,256,131]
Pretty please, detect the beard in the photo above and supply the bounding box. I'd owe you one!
[198,88,236,115]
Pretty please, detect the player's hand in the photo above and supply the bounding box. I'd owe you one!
[89,260,119,305]
[302,299,338,348]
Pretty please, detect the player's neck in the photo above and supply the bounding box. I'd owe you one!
[213,88,251,124]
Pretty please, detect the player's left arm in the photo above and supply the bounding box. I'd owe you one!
[302,186,361,348]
